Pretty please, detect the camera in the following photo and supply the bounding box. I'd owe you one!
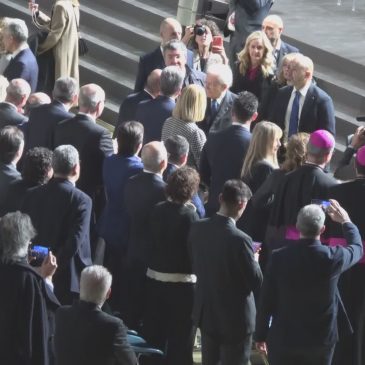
[29,245,49,266]
[194,25,206,36]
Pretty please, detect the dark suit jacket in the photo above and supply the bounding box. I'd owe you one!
[124,172,166,263]
[114,90,153,138]
[26,100,74,150]
[135,95,175,143]
[0,161,21,207]
[183,65,206,89]
[200,90,237,134]
[200,124,251,216]
[22,178,93,297]
[275,41,299,69]
[134,47,194,92]
[3,47,39,92]
[54,114,114,210]
[269,83,336,136]
[54,300,137,365]
[190,214,263,343]
[0,102,28,129]
[256,222,363,347]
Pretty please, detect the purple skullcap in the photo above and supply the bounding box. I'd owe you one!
[356,146,365,166]
[309,130,335,149]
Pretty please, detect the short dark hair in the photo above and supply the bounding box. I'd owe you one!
[164,135,189,165]
[232,91,258,123]
[166,166,200,203]
[22,147,53,185]
[0,126,24,164]
[221,179,252,206]
[116,121,144,156]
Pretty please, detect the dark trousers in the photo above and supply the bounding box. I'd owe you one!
[141,278,195,365]
[201,332,252,365]
[268,343,335,365]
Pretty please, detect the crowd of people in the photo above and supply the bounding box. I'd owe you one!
[0,1,365,365]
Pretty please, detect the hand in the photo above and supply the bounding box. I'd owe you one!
[256,341,268,356]
[351,126,365,150]
[181,26,194,45]
[254,251,260,263]
[29,2,39,13]
[327,199,351,224]
[40,251,57,280]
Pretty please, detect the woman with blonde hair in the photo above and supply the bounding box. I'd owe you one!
[231,31,274,101]
[162,84,207,169]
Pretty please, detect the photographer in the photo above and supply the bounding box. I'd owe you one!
[0,211,59,365]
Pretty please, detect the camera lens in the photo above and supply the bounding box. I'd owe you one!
[194,25,206,36]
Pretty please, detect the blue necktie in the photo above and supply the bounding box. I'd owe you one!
[211,99,219,119]
[288,90,301,137]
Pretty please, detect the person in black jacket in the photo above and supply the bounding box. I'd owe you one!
[143,166,200,365]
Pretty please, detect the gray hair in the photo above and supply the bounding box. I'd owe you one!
[78,84,105,113]
[296,204,325,237]
[164,135,189,165]
[3,18,28,43]
[80,265,112,305]
[307,140,334,159]
[163,40,187,59]
[53,77,79,103]
[141,141,167,173]
[6,78,31,105]
[0,212,36,263]
[160,66,184,97]
[52,145,79,176]
[206,63,233,88]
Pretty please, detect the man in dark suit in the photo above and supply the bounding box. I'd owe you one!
[22,145,93,304]
[269,54,336,139]
[228,0,273,65]
[262,15,299,70]
[134,17,194,92]
[200,91,258,216]
[55,265,137,365]
[200,63,237,134]
[189,179,263,365]
[0,78,30,129]
[256,202,364,365]
[124,141,167,329]
[26,77,78,150]
[0,125,23,207]
[163,40,206,89]
[136,66,183,143]
[2,19,38,92]
[114,69,161,138]
[54,83,114,221]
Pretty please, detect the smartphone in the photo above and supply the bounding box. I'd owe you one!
[30,245,49,266]
[252,241,262,253]
[311,199,331,212]
[212,36,223,49]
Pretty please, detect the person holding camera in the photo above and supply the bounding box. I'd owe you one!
[182,18,229,72]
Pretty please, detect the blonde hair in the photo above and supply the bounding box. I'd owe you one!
[237,31,274,78]
[281,132,310,172]
[172,84,207,122]
[277,52,297,85]
[242,121,282,178]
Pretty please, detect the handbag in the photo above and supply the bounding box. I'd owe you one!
[78,37,88,57]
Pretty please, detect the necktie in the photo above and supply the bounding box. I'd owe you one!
[288,90,301,137]
[211,99,219,119]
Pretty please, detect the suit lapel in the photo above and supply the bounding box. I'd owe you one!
[299,85,316,128]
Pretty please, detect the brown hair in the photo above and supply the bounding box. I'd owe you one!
[281,132,310,172]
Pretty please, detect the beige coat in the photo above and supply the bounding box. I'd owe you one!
[37,0,79,83]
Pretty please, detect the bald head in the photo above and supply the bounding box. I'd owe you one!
[291,54,314,89]
[262,15,284,47]
[79,83,105,117]
[28,92,51,106]
[145,69,162,97]
[6,78,31,108]
[160,18,182,45]
[141,141,168,174]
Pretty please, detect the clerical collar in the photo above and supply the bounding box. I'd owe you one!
[11,43,29,58]
[216,212,236,226]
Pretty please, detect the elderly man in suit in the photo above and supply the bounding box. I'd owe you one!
[54,83,114,221]
[256,202,364,365]
[200,63,236,134]
[0,78,30,129]
[200,91,258,216]
[0,125,23,206]
[262,15,299,70]
[26,77,78,150]
[189,179,263,365]
[134,17,194,92]
[269,54,336,139]
[55,265,137,365]
[136,66,183,143]
[22,145,93,304]
[2,18,39,92]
